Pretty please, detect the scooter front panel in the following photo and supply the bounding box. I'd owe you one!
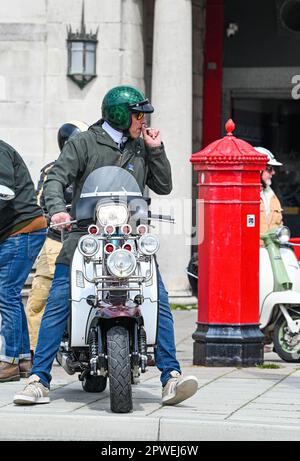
[70,247,100,347]
[281,247,300,292]
[259,247,274,312]
[260,245,300,329]
[70,244,159,347]
[137,258,159,346]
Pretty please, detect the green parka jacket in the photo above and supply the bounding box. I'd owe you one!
[43,122,172,265]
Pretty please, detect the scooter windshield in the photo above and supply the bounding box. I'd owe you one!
[76,166,144,221]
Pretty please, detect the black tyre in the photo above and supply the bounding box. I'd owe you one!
[187,254,198,296]
[82,374,107,393]
[107,325,132,413]
[273,312,300,362]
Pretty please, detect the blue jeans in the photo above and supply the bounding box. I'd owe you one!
[155,271,181,386]
[32,264,180,388]
[0,230,46,363]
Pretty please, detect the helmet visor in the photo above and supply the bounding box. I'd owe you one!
[268,158,282,167]
[129,99,154,114]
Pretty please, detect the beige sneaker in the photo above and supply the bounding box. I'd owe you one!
[162,371,198,406]
[13,374,50,405]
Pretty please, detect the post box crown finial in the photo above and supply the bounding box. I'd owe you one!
[225,119,235,136]
[190,118,268,169]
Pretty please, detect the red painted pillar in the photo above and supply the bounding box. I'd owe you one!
[190,120,267,366]
[202,0,224,146]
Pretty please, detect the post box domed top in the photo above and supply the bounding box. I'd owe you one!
[190,119,268,168]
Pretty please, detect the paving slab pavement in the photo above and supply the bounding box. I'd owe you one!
[1,310,300,441]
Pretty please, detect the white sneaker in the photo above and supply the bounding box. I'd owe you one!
[13,374,50,405]
[162,370,198,405]
[264,343,274,353]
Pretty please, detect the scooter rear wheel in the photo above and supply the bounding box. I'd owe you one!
[107,325,132,413]
[273,313,300,362]
[187,254,198,297]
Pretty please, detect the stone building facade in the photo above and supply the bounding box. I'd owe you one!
[0,0,205,296]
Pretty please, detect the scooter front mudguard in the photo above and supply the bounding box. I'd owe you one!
[260,290,300,329]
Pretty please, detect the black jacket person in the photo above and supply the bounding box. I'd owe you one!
[0,140,46,383]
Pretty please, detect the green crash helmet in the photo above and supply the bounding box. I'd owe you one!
[101,85,154,131]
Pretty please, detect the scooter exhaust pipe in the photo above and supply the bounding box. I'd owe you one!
[59,352,78,375]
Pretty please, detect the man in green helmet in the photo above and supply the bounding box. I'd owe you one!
[14,85,198,407]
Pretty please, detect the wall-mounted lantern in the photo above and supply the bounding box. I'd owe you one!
[67,1,98,89]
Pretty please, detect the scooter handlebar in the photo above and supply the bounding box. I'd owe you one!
[50,219,77,229]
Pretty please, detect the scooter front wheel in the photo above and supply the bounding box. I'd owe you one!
[273,313,300,362]
[107,325,132,413]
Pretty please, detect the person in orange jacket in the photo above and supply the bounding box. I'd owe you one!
[255,146,283,353]
[254,147,283,237]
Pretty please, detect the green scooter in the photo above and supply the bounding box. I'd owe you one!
[260,226,300,362]
[187,226,300,362]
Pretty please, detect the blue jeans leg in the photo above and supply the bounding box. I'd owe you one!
[155,270,181,386]
[32,264,70,388]
[0,230,46,363]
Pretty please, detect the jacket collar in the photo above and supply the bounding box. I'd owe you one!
[102,121,128,147]
[89,120,121,149]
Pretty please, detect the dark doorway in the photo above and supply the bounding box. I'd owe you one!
[232,98,300,236]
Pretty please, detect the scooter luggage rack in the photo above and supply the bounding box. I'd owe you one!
[82,262,153,285]
[96,285,143,292]
[98,235,140,241]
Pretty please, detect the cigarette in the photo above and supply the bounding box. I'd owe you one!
[146,127,153,132]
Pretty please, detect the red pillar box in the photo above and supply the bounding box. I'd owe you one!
[190,120,267,366]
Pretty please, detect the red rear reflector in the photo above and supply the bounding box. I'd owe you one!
[105,243,115,254]
[88,225,99,235]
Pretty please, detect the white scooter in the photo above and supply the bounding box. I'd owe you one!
[187,226,300,362]
[56,166,173,413]
[260,226,300,362]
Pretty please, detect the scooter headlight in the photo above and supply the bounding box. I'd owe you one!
[276,226,291,244]
[107,249,137,278]
[78,235,100,257]
[96,203,128,227]
[137,234,160,255]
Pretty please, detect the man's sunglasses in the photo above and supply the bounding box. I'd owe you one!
[134,112,145,121]
[266,165,275,172]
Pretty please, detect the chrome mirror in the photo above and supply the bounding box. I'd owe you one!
[0,185,15,200]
